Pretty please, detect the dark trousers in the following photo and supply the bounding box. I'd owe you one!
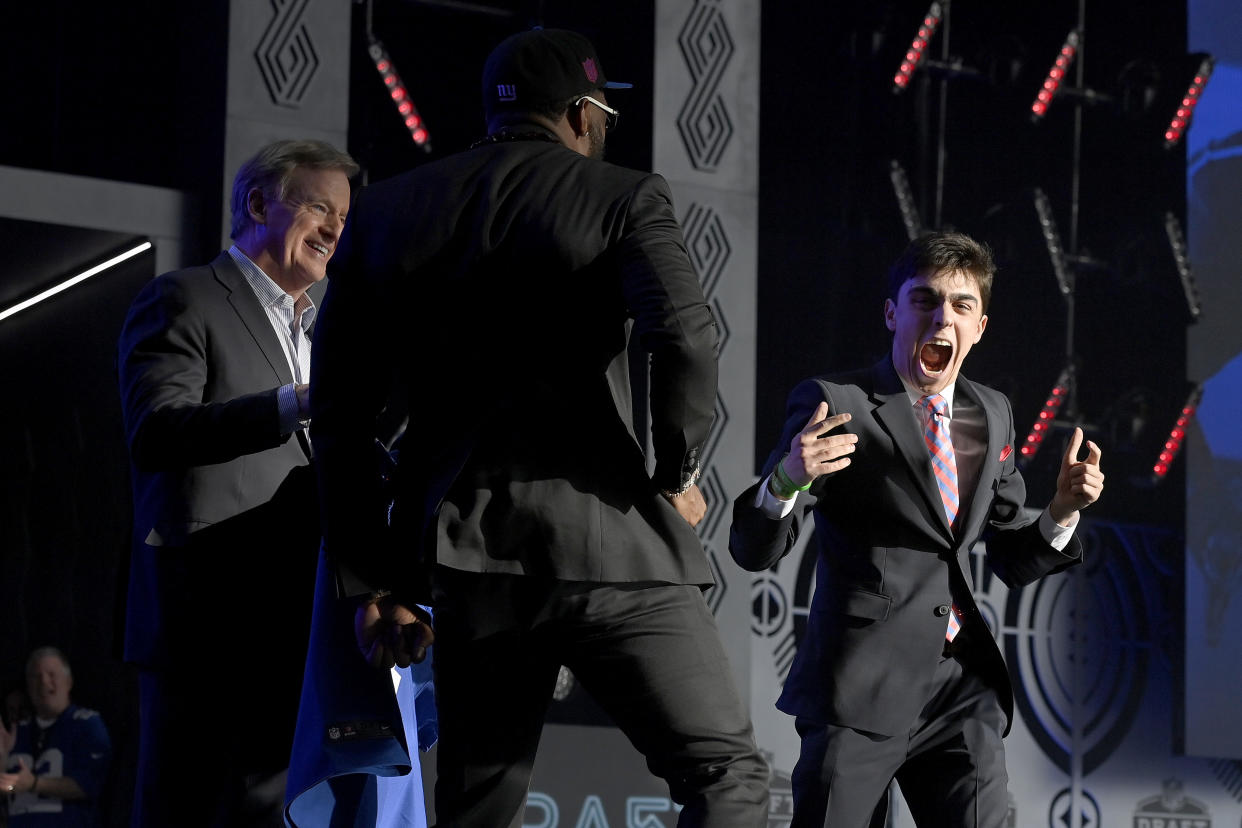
[128,517,318,828]
[132,652,303,828]
[430,568,770,828]
[791,654,1010,828]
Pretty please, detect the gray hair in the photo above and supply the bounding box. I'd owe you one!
[26,646,71,679]
[229,139,359,239]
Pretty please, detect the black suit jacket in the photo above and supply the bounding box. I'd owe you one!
[730,359,1081,737]
[311,127,718,597]
[118,252,320,663]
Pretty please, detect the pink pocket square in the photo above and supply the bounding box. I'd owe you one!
[999,444,1013,462]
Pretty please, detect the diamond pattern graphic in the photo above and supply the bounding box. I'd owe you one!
[703,542,729,614]
[255,0,319,108]
[682,203,733,297]
[698,464,728,541]
[701,388,729,470]
[676,0,735,171]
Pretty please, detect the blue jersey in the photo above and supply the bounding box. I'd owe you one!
[285,548,438,828]
[5,704,112,828]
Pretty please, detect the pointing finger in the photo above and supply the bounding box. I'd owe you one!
[1063,427,1084,468]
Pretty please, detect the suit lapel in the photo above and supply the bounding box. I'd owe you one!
[211,252,295,386]
[955,377,1004,540]
[869,359,953,540]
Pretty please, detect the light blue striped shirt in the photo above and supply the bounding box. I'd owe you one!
[228,246,316,435]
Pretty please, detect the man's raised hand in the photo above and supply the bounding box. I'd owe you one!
[779,401,858,490]
[1050,427,1104,525]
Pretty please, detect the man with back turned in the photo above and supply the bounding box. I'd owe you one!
[311,27,769,828]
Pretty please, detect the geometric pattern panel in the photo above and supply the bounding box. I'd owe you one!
[697,463,729,541]
[703,542,729,614]
[676,0,735,171]
[255,0,319,108]
[682,202,733,297]
[701,387,729,470]
[1209,759,1242,803]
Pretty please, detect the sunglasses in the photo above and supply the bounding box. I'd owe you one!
[576,95,620,131]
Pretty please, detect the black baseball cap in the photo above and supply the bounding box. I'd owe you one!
[482,28,632,120]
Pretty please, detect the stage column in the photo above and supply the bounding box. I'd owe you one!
[653,0,763,734]
[221,0,351,245]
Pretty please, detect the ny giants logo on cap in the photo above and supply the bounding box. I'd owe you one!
[582,58,599,84]
[497,83,517,102]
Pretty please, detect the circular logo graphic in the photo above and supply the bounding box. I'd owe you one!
[752,573,789,637]
[1048,786,1101,828]
[1002,523,1150,774]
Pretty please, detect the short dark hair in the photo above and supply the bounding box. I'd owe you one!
[887,232,996,314]
[229,139,359,239]
[486,91,595,133]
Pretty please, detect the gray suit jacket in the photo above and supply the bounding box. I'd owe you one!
[118,252,319,663]
[730,358,1081,737]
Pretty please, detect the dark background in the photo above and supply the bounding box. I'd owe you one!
[0,1,1195,823]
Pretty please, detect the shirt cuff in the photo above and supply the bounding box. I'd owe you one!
[1039,507,1077,551]
[276,383,305,435]
[754,474,799,519]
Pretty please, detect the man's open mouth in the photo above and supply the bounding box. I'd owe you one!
[919,340,952,375]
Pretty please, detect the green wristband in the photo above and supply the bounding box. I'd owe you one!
[771,460,812,499]
[767,471,797,501]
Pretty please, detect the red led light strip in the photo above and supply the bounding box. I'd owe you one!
[892,2,943,92]
[1031,30,1081,119]
[1164,56,1214,149]
[1152,385,1203,480]
[368,38,432,152]
[1020,366,1074,464]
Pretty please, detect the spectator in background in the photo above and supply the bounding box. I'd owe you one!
[1,647,111,827]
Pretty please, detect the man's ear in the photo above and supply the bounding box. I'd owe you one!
[246,187,267,226]
[566,98,589,139]
[884,298,897,332]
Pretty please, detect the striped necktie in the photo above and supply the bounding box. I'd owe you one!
[920,394,959,526]
[920,394,963,642]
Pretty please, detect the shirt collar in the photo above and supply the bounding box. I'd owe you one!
[227,246,317,328]
[897,374,956,418]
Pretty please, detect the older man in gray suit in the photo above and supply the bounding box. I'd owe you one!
[118,139,357,827]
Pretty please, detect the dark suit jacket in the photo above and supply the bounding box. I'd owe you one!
[311,126,718,598]
[730,358,1081,737]
[118,251,320,664]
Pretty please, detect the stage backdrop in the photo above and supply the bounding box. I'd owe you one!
[1186,0,1242,767]
[740,1,1242,826]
